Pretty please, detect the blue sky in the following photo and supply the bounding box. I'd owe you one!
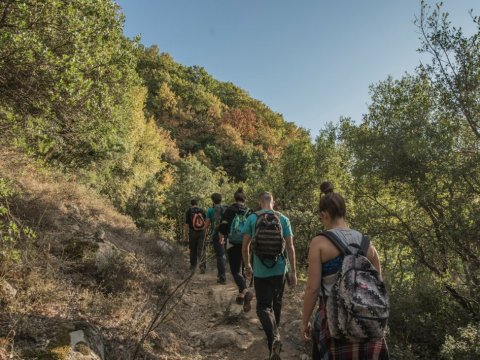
[117,0,478,136]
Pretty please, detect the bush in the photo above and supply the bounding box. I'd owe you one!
[441,323,480,360]
[0,178,36,271]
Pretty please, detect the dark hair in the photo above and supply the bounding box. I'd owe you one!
[234,187,246,202]
[319,181,346,219]
[190,199,198,206]
[211,193,222,205]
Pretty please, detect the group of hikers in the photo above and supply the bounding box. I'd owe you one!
[184,183,390,360]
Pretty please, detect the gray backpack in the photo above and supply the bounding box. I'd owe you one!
[321,231,389,341]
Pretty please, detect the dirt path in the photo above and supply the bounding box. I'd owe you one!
[177,254,311,360]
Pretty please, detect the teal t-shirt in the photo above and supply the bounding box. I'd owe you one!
[242,210,293,278]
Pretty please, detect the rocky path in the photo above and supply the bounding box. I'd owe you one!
[177,254,311,360]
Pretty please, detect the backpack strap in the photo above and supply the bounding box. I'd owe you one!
[360,235,370,257]
[319,230,352,256]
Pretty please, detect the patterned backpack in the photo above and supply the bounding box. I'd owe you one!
[321,230,389,341]
[252,211,285,268]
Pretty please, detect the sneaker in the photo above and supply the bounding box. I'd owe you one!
[243,290,254,312]
[269,339,282,360]
[217,278,226,285]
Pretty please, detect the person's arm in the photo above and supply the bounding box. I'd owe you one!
[242,233,253,279]
[368,244,382,277]
[285,235,297,288]
[301,236,323,340]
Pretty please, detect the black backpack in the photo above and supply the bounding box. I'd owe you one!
[251,211,285,268]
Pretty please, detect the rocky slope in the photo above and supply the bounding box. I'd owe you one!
[0,149,311,359]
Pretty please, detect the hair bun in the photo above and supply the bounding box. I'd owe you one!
[320,181,334,195]
[236,187,244,193]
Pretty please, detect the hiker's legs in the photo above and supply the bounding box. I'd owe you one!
[196,231,206,271]
[312,340,321,360]
[254,276,281,351]
[272,275,286,326]
[188,229,197,268]
[212,233,226,281]
[227,245,247,292]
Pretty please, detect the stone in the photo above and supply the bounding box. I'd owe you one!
[236,328,249,336]
[300,354,310,360]
[71,224,81,232]
[189,331,202,338]
[95,241,117,271]
[40,322,104,360]
[0,280,17,300]
[94,229,105,241]
[201,329,238,348]
[156,240,174,254]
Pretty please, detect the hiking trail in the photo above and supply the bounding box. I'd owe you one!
[172,249,311,360]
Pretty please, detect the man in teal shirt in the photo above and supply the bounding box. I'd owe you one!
[242,192,297,360]
[205,193,227,284]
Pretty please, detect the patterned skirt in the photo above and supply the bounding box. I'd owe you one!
[312,297,390,360]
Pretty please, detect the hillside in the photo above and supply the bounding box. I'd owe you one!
[1,1,479,359]
[0,148,309,359]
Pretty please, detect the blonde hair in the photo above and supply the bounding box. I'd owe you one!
[259,191,274,203]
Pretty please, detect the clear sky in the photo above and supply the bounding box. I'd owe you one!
[117,0,478,136]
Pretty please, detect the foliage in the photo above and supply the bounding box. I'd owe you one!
[165,156,240,241]
[441,323,480,360]
[0,0,479,358]
[135,44,309,180]
[0,0,139,166]
[0,178,36,271]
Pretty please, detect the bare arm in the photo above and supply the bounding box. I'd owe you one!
[301,236,323,339]
[242,234,252,278]
[285,236,297,287]
[368,244,382,277]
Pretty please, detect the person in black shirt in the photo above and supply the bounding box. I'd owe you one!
[218,188,253,306]
[184,199,207,272]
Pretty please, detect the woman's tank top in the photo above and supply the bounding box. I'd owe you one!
[320,228,363,297]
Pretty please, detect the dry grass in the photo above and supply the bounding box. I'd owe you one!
[0,147,188,359]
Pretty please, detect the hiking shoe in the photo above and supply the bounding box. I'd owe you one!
[200,267,206,274]
[217,278,226,285]
[269,339,282,360]
[243,290,253,312]
[235,293,245,305]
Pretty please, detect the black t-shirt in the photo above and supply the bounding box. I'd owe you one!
[185,207,206,230]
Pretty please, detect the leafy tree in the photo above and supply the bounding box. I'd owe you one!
[0,0,139,166]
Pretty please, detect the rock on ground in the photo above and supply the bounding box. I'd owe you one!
[0,280,17,301]
[157,239,175,254]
